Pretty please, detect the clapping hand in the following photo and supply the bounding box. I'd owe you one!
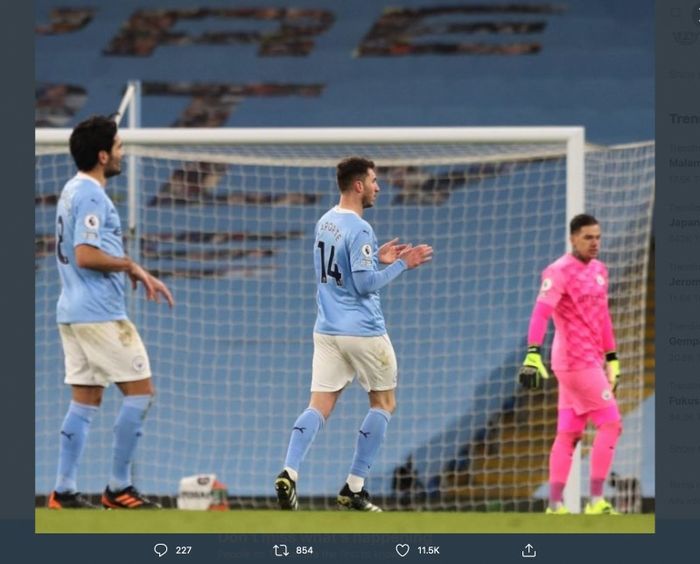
[378,238,412,264]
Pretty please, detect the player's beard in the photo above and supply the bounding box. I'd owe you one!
[104,158,122,178]
[361,189,376,209]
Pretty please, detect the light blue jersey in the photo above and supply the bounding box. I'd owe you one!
[56,173,128,323]
[314,207,387,336]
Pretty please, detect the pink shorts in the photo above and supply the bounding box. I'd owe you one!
[554,366,618,415]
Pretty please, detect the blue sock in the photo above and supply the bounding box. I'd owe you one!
[109,395,151,492]
[349,408,391,478]
[55,401,98,493]
[283,408,325,473]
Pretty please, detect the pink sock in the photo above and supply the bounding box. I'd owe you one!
[549,431,581,504]
[590,420,622,496]
[549,482,566,505]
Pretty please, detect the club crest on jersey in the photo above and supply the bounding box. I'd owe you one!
[84,214,99,229]
[596,274,605,286]
[361,244,372,258]
[132,356,146,373]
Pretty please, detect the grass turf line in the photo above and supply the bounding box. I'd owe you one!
[36,509,654,534]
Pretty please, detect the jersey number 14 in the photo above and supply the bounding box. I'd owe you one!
[317,241,342,286]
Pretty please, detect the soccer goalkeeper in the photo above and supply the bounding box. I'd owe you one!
[518,214,621,515]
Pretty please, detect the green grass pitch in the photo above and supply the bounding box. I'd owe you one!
[36,509,654,534]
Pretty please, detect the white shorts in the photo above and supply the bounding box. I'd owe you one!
[311,332,397,393]
[58,320,152,387]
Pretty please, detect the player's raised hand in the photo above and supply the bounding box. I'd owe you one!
[128,262,174,306]
[378,237,411,264]
[398,243,433,269]
[127,262,155,299]
[518,345,550,389]
[149,274,175,308]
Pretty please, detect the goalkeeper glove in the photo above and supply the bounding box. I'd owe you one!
[606,351,620,393]
[518,345,550,389]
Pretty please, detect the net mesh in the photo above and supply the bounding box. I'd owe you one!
[35,137,653,511]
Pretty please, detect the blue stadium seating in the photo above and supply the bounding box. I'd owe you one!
[35,0,653,143]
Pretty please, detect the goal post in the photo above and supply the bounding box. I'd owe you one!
[35,125,652,513]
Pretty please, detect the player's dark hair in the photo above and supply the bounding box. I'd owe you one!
[69,115,118,172]
[336,157,375,192]
[569,213,599,234]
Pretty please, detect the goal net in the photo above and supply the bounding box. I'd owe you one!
[35,129,654,511]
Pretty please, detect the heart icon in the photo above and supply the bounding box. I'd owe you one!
[395,544,410,558]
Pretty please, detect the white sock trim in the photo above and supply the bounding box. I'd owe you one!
[346,474,365,493]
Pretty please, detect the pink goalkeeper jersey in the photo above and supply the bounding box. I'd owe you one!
[536,254,611,372]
